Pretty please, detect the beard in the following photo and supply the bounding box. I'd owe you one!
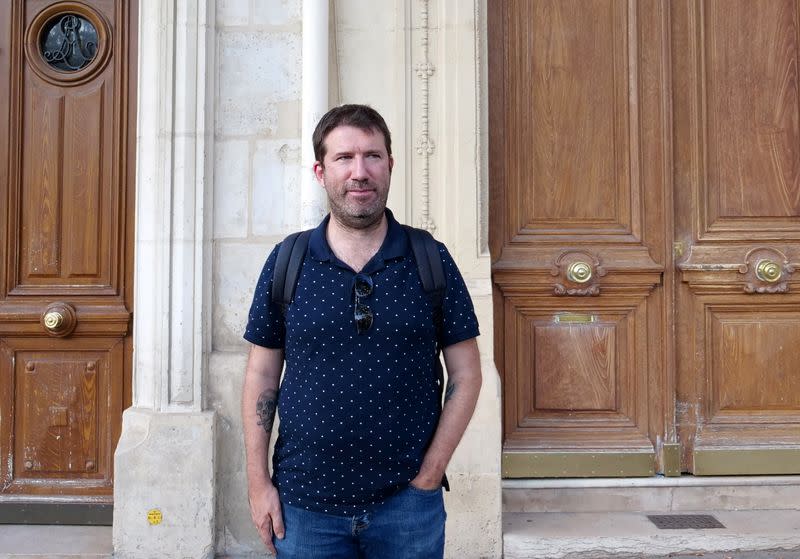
[326,180,389,230]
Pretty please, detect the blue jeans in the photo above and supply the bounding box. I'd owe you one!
[273,485,446,559]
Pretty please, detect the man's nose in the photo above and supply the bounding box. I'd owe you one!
[350,156,368,180]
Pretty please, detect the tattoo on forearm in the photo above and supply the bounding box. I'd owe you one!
[256,389,278,434]
[444,381,456,402]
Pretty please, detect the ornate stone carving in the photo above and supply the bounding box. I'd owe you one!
[416,0,436,232]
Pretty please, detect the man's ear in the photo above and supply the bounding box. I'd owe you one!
[313,161,325,186]
[388,155,394,174]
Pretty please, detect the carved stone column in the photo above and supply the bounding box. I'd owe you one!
[113,1,217,557]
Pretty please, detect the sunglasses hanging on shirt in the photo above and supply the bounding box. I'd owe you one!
[353,274,373,334]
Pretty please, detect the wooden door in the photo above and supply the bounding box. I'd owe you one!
[490,0,671,477]
[491,0,800,477]
[0,0,135,512]
[673,0,800,474]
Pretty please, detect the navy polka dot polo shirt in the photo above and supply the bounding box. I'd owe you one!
[244,209,480,516]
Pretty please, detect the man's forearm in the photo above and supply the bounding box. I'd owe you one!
[244,387,277,487]
[414,338,482,486]
[242,346,284,489]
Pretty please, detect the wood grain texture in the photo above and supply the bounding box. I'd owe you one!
[705,0,800,220]
[504,300,652,451]
[506,0,630,235]
[491,0,668,467]
[715,317,800,410]
[63,83,105,278]
[534,324,616,411]
[674,0,800,471]
[0,337,123,494]
[21,86,62,278]
[17,354,100,474]
[0,0,136,503]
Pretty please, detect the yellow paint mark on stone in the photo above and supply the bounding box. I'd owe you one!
[147,509,162,525]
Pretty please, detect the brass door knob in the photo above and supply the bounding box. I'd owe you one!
[756,259,782,283]
[40,302,77,337]
[567,261,593,283]
[43,311,64,331]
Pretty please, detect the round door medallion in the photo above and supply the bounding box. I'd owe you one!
[40,13,99,71]
[24,2,112,86]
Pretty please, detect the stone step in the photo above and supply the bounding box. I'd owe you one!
[504,510,800,559]
[503,475,800,513]
[504,477,800,559]
[0,525,111,558]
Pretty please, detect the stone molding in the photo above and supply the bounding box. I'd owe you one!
[415,0,437,232]
[133,0,215,411]
[115,2,218,556]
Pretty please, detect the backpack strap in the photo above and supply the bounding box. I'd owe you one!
[405,226,446,342]
[271,230,312,313]
[404,225,446,298]
[404,225,451,491]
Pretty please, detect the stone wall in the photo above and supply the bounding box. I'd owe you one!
[210,1,303,554]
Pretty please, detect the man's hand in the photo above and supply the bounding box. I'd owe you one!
[248,483,284,554]
[408,476,442,491]
[409,472,443,491]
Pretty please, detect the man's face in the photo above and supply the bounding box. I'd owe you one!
[314,125,393,230]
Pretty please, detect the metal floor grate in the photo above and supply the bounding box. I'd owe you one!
[647,514,725,529]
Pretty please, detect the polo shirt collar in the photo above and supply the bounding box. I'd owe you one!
[308,209,409,266]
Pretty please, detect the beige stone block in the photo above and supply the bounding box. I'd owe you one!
[218,31,300,103]
[210,351,284,556]
[217,0,249,26]
[214,140,250,238]
[252,140,302,236]
[273,99,302,138]
[444,473,503,559]
[335,32,397,104]
[213,242,276,351]
[216,31,300,137]
[217,97,279,137]
[113,409,216,559]
[207,351,263,555]
[335,1,396,31]
[253,0,301,26]
[447,358,501,471]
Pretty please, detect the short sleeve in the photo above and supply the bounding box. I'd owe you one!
[437,244,480,348]
[243,245,286,348]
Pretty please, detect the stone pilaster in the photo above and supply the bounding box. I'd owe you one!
[113,1,217,557]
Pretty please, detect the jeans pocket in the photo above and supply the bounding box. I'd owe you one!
[406,483,442,496]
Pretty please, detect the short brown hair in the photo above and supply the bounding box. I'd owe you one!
[312,104,392,164]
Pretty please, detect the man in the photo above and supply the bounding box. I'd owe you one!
[242,104,481,558]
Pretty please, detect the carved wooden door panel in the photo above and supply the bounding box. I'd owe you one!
[489,1,671,477]
[491,0,800,478]
[673,0,800,474]
[0,0,135,510]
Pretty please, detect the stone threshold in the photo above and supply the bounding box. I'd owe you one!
[504,475,800,513]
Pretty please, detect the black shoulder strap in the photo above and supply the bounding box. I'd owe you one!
[271,230,312,312]
[404,226,446,343]
[404,225,446,299]
[404,225,451,492]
